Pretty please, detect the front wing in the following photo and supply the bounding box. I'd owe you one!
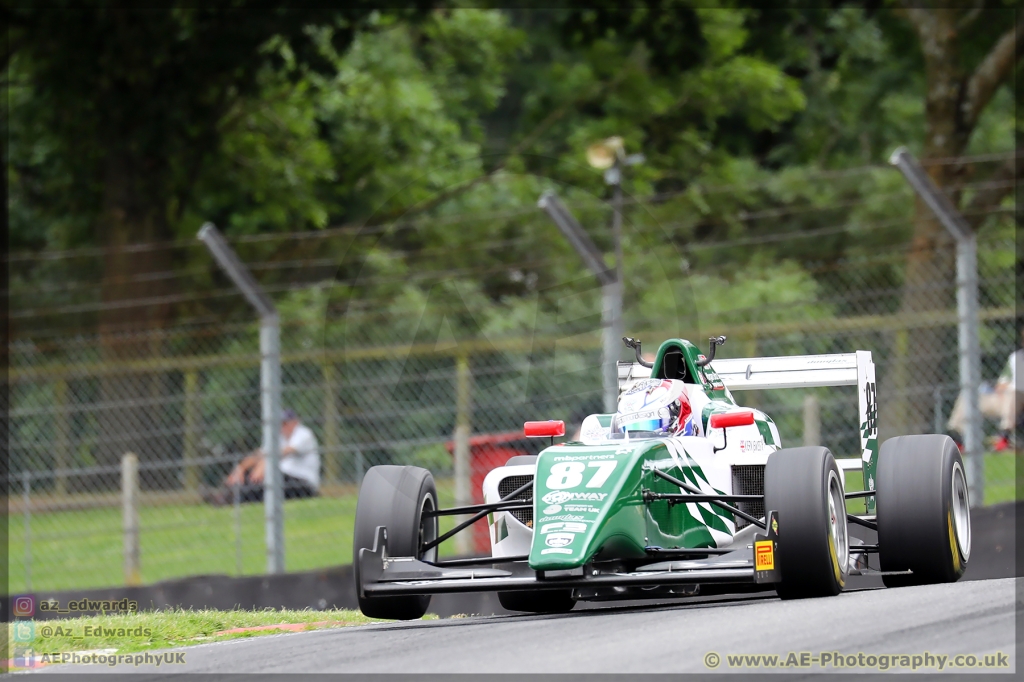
[358,512,782,599]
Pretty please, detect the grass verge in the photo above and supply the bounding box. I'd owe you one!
[7,479,469,594]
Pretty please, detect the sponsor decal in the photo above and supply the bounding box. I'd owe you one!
[545,533,575,548]
[542,491,609,505]
[755,540,775,571]
[863,381,878,435]
[537,514,587,523]
[541,548,573,555]
[738,438,764,453]
[543,504,562,514]
[771,517,779,535]
[563,505,601,513]
[540,522,587,534]
[552,453,617,462]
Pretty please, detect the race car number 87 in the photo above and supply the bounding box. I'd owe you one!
[546,461,617,490]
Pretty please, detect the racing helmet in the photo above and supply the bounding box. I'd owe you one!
[613,379,693,435]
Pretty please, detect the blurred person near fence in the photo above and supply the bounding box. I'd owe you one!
[204,409,320,505]
[948,328,1024,452]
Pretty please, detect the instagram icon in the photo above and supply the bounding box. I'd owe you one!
[13,595,35,617]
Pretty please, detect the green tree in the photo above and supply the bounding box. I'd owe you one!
[5,2,427,469]
[886,4,1021,435]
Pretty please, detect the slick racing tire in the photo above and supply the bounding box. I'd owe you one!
[498,589,576,614]
[353,466,438,620]
[764,447,849,599]
[876,435,970,588]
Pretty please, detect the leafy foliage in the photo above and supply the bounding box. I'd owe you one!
[6,4,1016,341]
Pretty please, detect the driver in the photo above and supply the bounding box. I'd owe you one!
[613,379,693,436]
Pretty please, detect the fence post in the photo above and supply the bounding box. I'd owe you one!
[803,395,821,446]
[233,483,243,576]
[890,148,983,506]
[54,378,70,496]
[538,191,620,413]
[453,353,473,555]
[122,452,141,586]
[182,369,201,492]
[322,362,340,485]
[22,471,32,592]
[199,223,284,573]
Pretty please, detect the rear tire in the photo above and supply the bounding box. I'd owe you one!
[498,590,576,614]
[764,447,848,599]
[353,466,438,620]
[876,435,970,588]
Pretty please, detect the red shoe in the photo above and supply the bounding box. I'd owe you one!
[992,435,1011,452]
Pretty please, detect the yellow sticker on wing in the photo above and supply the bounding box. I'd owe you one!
[755,540,774,571]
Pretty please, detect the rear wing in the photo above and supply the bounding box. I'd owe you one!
[617,351,879,486]
[711,351,871,392]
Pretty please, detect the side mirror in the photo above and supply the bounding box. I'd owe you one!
[524,420,566,438]
[709,410,754,454]
[709,411,754,429]
[696,335,727,367]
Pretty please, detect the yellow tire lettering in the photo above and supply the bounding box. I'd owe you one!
[948,509,961,574]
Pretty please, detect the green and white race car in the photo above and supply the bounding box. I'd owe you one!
[353,336,972,619]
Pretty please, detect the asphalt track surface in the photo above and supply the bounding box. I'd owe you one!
[26,577,1018,675]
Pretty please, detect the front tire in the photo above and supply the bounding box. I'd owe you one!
[876,435,970,587]
[353,466,438,620]
[764,446,848,599]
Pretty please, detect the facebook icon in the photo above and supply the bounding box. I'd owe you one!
[13,648,37,668]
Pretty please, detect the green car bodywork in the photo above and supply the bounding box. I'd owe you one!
[528,338,763,571]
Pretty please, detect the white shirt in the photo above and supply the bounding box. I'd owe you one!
[1000,349,1024,393]
[278,424,320,489]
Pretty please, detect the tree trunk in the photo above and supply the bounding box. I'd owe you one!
[884,9,970,440]
[94,151,176,485]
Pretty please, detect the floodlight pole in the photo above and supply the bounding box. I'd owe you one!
[889,148,983,506]
[538,192,620,413]
[198,223,285,571]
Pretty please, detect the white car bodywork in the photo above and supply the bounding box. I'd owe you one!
[482,351,877,560]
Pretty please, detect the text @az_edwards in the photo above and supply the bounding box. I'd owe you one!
[703,650,1011,671]
[38,624,153,639]
[39,598,138,614]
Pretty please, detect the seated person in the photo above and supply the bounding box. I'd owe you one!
[204,409,320,505]
[611,379,694,437]
[948,329,1024,452]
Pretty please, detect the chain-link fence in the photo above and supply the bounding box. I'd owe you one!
[7,162,1018,594]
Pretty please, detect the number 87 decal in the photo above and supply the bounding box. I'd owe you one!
[546,461,617,490]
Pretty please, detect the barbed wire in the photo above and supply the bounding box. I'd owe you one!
[8,173,1017,305]
[5,150,1016,264]
[9,226,1013,343]
[9,206,1013,325]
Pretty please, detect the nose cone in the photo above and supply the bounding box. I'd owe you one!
[528,444,648,570]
